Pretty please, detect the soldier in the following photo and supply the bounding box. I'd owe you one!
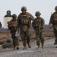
[32,11,44,48]
[49,6,57,45]
[17,6,34,49]
[8,14,19,50]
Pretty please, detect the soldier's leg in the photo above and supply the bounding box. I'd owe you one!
[54,29,57,44]
[37,38,40,48]
[40,32,44,48]
[21,32,27,49]
[23,37,27,49]
[26,31,31,48]
[41,38,44,48]
[11,31,19,50]
[11,33,16,49]
[36,32,40,48]
[14,36,19,50]
[27,36,31,48]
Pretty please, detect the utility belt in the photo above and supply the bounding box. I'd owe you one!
[20,25,29,32]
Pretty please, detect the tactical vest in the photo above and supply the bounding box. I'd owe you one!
[20,14,30,31]
[33,18,43,31]
[8,20,17,31]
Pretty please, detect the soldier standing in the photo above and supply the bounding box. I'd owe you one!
[8,14,19,50]
[50,6,57,45]
[32,11,44,48]
[17,6,34,49]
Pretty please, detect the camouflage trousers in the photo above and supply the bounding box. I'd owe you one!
[35,31,44,48]
[11,31,19,49]
[20,31,31,48]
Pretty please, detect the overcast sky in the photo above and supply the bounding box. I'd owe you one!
[0,0,57,27]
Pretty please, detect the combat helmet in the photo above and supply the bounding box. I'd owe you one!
[35,11,41,16]
[21,6,27,11]
[12,14,17,19]
[7,10,11,15]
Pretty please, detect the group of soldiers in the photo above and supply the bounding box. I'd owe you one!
[7,6,57,50]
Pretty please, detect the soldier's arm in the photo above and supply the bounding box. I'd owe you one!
[27,12,34,20]
[7,21,11,30]
[32,20,35,29]
[17,14,21,27]
[30,14,34,20]
[17,14,21,32]
[49,14,54,24]
[42,19,45,25]
[41,18,45,29]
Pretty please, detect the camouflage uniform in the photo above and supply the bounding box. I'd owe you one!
[8,14,19,50]
[50,6,57,45]
[17,6,34,49]
[32,11,44,48]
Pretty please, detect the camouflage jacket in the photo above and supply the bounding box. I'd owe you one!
[8,19,17,32]
[32,17,44,31]
[50,12,57,25]
[50,12,57,30]
[17,12,34,31]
